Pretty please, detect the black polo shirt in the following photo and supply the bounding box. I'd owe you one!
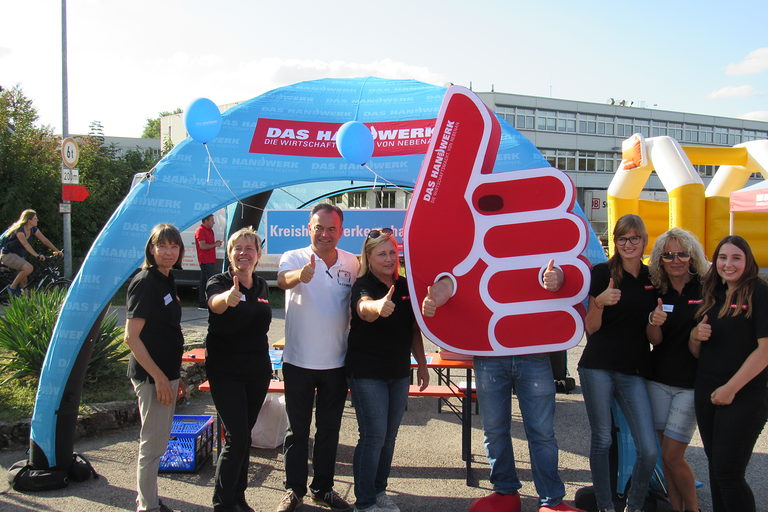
[579,262,656,375]
[126,267,184,382]
[205,271,272,379]
[696,279,768,394]
[647,278,701,388]
[346,273,415,380]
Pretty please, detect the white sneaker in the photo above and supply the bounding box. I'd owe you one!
[375,494,400,512]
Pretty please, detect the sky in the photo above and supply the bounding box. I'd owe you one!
[2,0,768,137]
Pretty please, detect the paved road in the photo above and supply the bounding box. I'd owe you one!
[1,306,767,511]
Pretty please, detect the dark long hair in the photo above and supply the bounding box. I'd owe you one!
[608,214,647,287]
[696,235,759,320]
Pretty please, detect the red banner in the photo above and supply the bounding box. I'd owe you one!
[249,118,436,157]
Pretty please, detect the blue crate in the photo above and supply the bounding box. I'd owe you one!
[159,414,214,473]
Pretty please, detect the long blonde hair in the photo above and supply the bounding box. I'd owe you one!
[358,228,400,280]
[2,209,37,238]
[648,227,709,294]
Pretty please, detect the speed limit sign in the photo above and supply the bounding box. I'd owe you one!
[61,137,79,169]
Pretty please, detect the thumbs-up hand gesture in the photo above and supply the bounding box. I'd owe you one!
[226,275,243,307]
[378,285,396,318]
[542,259,563,292]
[422,286,437,317]
[649,298,667,327]
[596,277,621,308]
[300,254,316,283]
[691,315,711,342]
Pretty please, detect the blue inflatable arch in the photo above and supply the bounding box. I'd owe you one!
[30,77,606,469]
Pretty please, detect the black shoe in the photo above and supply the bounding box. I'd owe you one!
[159,501,182,512]
[311,489,352,510]
[238,497,256,512]
[276,490,303,512]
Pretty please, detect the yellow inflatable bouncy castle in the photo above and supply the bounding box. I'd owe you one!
[606,135,768,266]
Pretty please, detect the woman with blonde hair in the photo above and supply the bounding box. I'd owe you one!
[0,209,61,296]
[645,228,708,512]
[205,226,273,512]
[690,235,768,512]
[578,214,658,512]
[346,228,429,512]
[125,223,185,512]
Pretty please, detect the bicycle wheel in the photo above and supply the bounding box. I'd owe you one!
[45,278,72,291]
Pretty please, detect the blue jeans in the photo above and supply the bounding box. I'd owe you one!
[579,368,657,511]
[347,376,409,509]
[474,354,565,507]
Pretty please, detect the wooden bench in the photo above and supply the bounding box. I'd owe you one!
[199,380,467,399]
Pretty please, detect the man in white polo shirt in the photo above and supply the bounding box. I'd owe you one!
[276,203,359,512]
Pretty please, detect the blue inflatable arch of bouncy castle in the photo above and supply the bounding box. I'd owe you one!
[28,77,607,472]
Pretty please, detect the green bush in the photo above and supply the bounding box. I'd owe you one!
[0,288,129,384]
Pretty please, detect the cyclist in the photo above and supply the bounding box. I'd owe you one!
[0,209,62,297]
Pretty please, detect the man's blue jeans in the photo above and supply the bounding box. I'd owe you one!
[578,367,657,511]
[474,354,565,506]
[347,376,409,510]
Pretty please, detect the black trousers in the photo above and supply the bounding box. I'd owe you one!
[198,262,216,308]
[695,383,768,512]
[282,363,348,497]
[209,364,271,511]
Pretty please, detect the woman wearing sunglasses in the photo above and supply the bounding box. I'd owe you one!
[645,228,708,512]
[689,235,768,512]
[578,214,658,512]
[345,227,429,512]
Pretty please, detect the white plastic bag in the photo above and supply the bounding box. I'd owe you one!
[251,393,289,449]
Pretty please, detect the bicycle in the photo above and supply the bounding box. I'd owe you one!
[0,253,71,305]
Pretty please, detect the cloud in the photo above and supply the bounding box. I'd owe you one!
[726,48,768,75]
[707,85,759,99]
[740,111,768,122]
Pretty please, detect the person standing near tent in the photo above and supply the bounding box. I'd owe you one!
[579,213,657,512]
[195,214,222,310]
[276,203,359,512]
[689,235,768,512]
[205,227,273,512]
[0,209,62,297]
[124,224,185,512]
[346,227,429,512]
[645,228,708,512]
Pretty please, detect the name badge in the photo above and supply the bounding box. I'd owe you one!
[662,304,674,313]
[644,285,655,290]
[163,293,173,306]
[240,294,246,302]
[337,270,352,287]
[688,299,703,304]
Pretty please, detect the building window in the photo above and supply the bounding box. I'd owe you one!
[651,120,667,137]
[537,110,558,131]
[579,114,597,134]
[714,127,728,145]
[348,192,367,208]
[699,126,713,143]
[515,108,535,130]
[617,117,633,137]
[695,165,716,177]
[328,194,344,204]
[684,125,699,143]
[376,190,396,208]
[668,123,683,140]
[597,116,614,135]
[634,119,650,137]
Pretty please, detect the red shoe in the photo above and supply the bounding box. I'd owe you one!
[538,502,586,512]
[469,492,521,512]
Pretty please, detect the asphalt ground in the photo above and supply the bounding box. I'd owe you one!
[1,306,767,512]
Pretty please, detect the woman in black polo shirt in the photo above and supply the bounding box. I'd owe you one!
[205,227,272,512]
[125,223,185,512]
[578,214,657,512]
[689,235,768,512]
[645,228,708,512]
[346,228,429,512]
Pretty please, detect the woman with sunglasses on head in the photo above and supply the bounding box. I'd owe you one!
[578,214,658,512]
[125,224,185,512]
[205,227,273,512]
[346,228,429,512]
[645,228,708,512]
[689,235,768,512]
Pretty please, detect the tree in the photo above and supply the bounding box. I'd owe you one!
[141,108,182,139]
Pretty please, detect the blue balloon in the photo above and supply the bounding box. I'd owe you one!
[336,121,374,165]
[185,97,222,143]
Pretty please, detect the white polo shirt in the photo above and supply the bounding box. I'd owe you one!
[279,246,360,370]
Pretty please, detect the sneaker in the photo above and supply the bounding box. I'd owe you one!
[539,503,587,512]
[8,286,21,297]
[375,493,400,512]
[469,492,521,512]
[237,497,256,512]
[197,306,208,311]
[276,490,303,512]
[311,489,352,510]
[159,501,182,512]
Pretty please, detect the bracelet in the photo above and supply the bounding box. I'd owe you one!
[648,311,657,327]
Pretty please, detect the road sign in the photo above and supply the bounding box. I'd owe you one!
[59,203,72,214]
[61,166,80,184]
[62,184,89,202]
[61,138,79,168]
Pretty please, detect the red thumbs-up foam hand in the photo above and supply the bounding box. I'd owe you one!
[404,86,590,356]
